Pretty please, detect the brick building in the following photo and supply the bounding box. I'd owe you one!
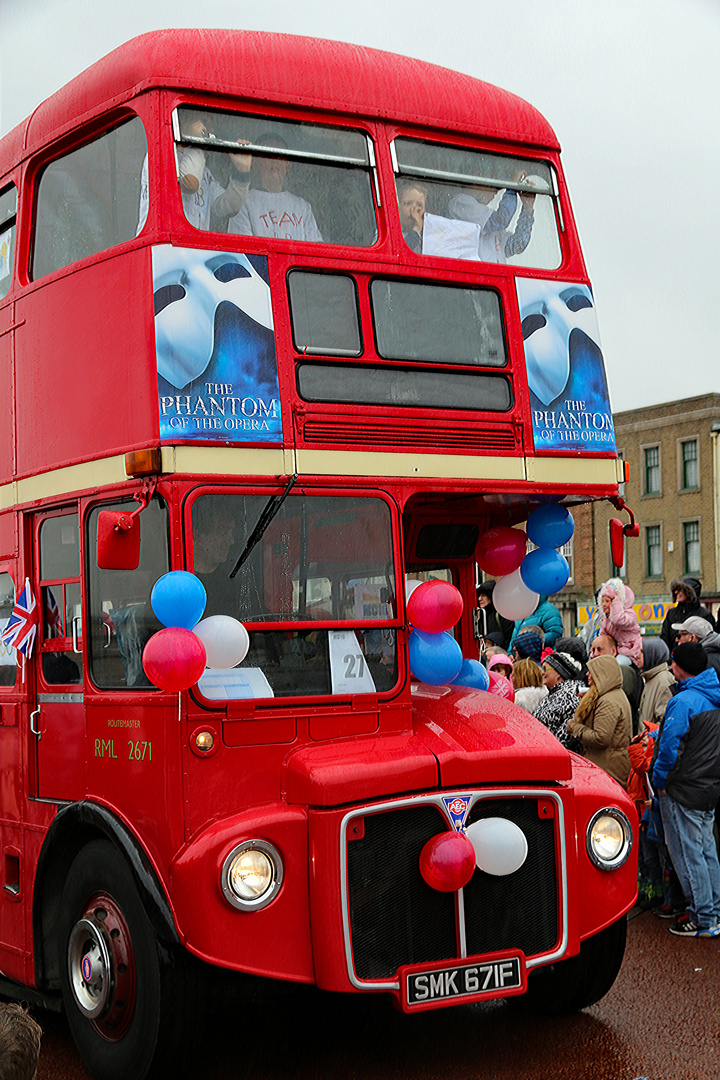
[558,393,720,635]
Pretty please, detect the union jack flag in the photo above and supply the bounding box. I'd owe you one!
[1,578,38,659]
[44,587,60,638]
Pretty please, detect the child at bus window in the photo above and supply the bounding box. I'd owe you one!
[136,117,252,235]
[397,180,426,253]
[447,168,535,264]
[179,118,253,232]
[226,134,323,243]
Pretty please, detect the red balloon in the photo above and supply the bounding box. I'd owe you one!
[419,831,476,892]
[406,579,463,633]
[142,627,206,692]
[488,670,515,702]
[476,526,527,577]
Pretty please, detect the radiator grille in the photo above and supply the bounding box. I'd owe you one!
[463,798,558,958]
[345,795,559,982]
[300,419,519,453]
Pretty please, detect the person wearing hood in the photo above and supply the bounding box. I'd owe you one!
[652,642,720,937]
[475,580,513,650]
[638,638,675,729]
[672,615,720,678]
[599,578,643,667]
[509,597,563,651]
[660,577,715,652]
[566,654,632,787]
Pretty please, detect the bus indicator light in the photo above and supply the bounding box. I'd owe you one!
[124,448,161,477]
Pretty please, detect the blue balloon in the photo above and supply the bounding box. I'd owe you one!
[409,630,463,686]
[452,659,490,691]
[151,571,207,629]
[526,504,575,549]
[520,547,570,595]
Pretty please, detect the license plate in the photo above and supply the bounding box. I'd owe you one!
[401,953,524,1011]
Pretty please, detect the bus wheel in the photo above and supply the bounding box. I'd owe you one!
[518,916,627,1014]
[59,840,197,1080]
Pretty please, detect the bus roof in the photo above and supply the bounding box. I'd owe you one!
[4,29,560,164]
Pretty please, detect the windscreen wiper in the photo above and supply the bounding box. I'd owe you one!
[228,473,298,579]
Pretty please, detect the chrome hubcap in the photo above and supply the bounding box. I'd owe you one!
[68,917,113,1019]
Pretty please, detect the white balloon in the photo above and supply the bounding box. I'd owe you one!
[493,569,539,621]
[193,616,249,669]
[405,578,423,599]
[465,818,528,876]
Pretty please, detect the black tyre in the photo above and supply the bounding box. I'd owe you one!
[58,840,201,1080]
[518,916,627,1014]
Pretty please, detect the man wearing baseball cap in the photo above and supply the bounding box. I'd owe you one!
[652,642,720,937]
[672,615,720,677]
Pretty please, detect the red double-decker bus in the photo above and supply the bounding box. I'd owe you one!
[0,30,636,1080]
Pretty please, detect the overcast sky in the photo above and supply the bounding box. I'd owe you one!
[1,0,717,414]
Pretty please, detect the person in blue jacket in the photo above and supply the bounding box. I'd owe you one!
[652,641,720,937]
[509,596,563,651]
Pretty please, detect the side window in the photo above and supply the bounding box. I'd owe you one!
[0,572,17,685]
[33,116,148,280]
[86,499,169,689]
[38,513,82,686]
[0,185,17,302]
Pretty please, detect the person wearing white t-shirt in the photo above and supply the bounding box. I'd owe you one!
[226,136,323,243]
[136,117,252,235]
[448,169,535,264]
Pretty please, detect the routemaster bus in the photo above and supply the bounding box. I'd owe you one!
[0,29,636,1080]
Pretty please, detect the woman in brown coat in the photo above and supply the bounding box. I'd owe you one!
[566,654,632,787]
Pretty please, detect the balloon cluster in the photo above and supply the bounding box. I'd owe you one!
[142,571,249,692]
[406,579,490,690]
[476,505,574,623]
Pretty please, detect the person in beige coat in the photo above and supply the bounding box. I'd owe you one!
[566,654,632,787]
[638,637,675,729]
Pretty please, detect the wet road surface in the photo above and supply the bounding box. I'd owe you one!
[32,908,720,1080]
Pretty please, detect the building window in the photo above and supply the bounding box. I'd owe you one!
[681,440,699,490]
[646,525,662,578]
[558,538,574,585]
[684,520,701,574]
[644,446,660,494]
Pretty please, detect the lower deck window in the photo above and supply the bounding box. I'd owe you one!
[191,491,398,700]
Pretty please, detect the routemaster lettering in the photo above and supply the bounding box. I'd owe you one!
[94,739,117,758]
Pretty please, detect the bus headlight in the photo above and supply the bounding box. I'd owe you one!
[586,808,633,870]
[221,840,283,910]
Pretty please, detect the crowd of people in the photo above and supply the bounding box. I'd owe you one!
[477,574,720,939]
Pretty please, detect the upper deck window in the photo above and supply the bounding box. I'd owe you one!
[0,186,17,301]
[33,117,147,280]
[173,107,377,248]
[392,138,561,269]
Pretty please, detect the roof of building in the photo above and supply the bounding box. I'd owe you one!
[1,29,559,170]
